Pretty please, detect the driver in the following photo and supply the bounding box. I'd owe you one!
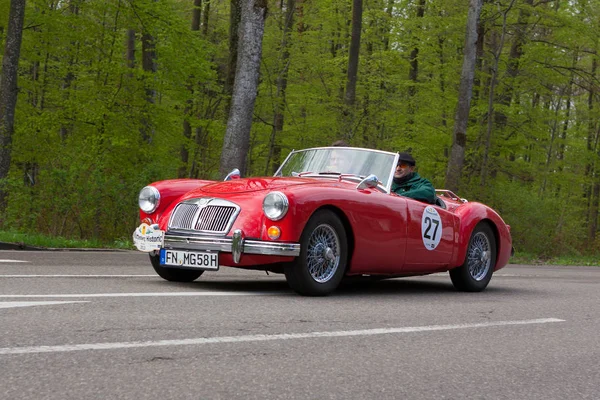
[391,152,436,204]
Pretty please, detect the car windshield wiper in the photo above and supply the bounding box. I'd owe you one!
[292,171,314,177]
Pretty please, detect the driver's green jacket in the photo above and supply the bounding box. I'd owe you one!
[391,173,436,204]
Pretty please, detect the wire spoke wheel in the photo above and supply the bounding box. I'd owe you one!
[306,224,340,283]
[449,223,496,292]
[466,232,491,281]
[284,210,348,296]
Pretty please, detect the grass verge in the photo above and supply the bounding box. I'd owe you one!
[0,231,133,250]
[510,252,600,266]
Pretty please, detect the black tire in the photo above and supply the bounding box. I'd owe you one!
[150,253,204,282]
[450,222,497,292]
[284,210,348,296]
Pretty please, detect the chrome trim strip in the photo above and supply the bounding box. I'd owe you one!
[386,153,399,194]
[163,232,300,258]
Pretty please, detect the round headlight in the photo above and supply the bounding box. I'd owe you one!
[263,192,289,221]
[138,186,160,213]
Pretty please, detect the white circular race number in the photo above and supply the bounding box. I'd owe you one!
[421,206,442,251]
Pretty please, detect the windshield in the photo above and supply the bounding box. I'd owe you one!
[275,147,397,190]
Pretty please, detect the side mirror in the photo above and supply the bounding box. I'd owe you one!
[224,168,241,181]
[356,174,379,190]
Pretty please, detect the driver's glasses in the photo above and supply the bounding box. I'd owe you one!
[397,161,410,168]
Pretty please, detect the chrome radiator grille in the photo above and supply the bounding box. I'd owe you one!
[169,204,198,230]
[168,199,239,234]
[196,206,236,231]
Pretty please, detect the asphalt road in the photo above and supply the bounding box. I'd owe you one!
[0,250,598,400]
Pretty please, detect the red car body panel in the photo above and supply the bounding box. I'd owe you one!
[140,179,214,224]
[140,176,512,276]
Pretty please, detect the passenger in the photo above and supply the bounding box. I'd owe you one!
[331,140,350,147]
[325,140,351,173]
[391,152,436,204]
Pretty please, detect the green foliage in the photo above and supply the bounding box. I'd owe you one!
[0,0,598,258]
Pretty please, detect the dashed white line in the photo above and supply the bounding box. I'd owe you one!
[0,260,29,263]
[0,291,280,298]
[0,318,565,355]
[0,301,89,309]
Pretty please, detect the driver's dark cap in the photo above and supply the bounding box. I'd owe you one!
[397,152,416,166]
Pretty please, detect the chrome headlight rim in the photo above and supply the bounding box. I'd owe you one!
[139,186,160,214]
[263,191,289,221]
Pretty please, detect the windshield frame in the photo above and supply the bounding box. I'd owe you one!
[274,147,399,193]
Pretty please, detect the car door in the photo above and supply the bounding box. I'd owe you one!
[400,196,457,272]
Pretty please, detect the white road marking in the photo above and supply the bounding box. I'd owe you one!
[0,318,564,355]
[0,275,156,278]
[0,260,28,263]
[0,301,88,309]
[0,291,279,298]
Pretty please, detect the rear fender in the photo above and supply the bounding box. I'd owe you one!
[451,203,512,271]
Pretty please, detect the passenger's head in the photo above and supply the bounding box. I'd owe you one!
[331,140,350,147]
[394,152,416,179]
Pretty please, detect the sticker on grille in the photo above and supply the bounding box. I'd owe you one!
[195,206,236,232]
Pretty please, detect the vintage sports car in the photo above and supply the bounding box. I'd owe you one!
[133,147,513,296]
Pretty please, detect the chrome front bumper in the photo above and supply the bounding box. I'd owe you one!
[163,229,301,263]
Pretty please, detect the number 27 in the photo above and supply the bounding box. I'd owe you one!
[424,217,440,240]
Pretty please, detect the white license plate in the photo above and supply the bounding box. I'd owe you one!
[160,249,219,270]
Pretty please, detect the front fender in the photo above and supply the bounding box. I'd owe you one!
[139,179,215,224]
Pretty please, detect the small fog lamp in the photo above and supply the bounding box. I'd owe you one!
[267,226,281,240]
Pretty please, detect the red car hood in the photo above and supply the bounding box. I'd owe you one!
[197,177,334,194]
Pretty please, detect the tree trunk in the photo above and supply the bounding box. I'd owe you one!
[192,0,202,31]
[224,0,241,117]
[408,0,425,98]
[0,0,26,212]
[266,0,295,175]
[344,0,362,107]
[540,98,562,197]
[445,0,482,192]
[220,0,267,177]
[57,1,80,141]
[141,23,157,144]
[383,0,394,52]
[202,0,210,36]
[590,181,600,242]
[587,49,599,241]
[179,0,203,178]
[480,0,516,186]
[406,0,426,129]
[340,0,362,140]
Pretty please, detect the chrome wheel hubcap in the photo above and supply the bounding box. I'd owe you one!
[306,224,340,283]
[467,232,491,281]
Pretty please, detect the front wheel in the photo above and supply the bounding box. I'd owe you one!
[450,223,497,292]
[150,253,204,282]
[284,210,348,296]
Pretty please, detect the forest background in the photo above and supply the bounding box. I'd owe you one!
[0,0,599,259]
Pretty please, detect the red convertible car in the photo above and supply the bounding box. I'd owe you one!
[133,147,513,296]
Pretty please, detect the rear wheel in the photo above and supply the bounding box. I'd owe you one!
[450,223,496,292]
[150,253,204,282]
[285,210,348,296]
